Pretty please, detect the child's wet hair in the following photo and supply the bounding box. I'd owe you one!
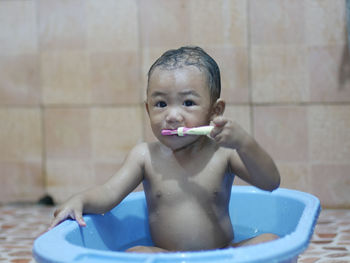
[147,46,221,102]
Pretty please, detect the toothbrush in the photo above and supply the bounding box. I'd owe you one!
[161,126,214,136]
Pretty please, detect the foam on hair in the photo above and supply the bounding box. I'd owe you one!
[147,46,221,102]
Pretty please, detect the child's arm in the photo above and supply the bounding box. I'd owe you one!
[211,116,280,191]
[49,143,146,229]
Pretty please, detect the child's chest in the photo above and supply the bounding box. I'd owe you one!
[143,150,234,203]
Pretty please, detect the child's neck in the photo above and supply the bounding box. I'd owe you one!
[164,136,210,159]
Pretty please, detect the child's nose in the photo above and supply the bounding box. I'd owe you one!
[165,107,183,124]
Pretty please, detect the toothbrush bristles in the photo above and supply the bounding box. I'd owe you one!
[161,129,178,136]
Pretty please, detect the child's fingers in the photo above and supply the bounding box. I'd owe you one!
[74,210,86,227]
[212,116,228,127]
[48,207,86,230]
[210,125,222,139]
[48,209,68,230]
[210,117,227,138]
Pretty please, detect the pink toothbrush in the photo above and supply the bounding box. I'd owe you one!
[161,126,214,136]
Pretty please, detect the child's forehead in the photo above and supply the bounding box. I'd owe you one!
[150,65,207,83]
[147,67,211,100]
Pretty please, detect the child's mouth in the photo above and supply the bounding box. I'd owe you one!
[161,128,180,136]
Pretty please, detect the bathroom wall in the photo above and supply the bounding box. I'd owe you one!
[0,0,349,207]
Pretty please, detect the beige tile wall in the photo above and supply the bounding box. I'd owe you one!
[0,0,349,207]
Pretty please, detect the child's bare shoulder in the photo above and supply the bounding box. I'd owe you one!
[123,143,149,165]
[128,142,160,160]
[144,141,163,154]
[216,146,240,164]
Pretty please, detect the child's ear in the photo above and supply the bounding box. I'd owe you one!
[145,101,150,116]
[211,99,225,120]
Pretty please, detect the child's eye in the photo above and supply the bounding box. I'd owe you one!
[155,101,167,108]
[183,100,195,107]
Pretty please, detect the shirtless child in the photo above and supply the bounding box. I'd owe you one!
[50,46,280,252]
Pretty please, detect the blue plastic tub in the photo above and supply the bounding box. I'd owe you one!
[33,186,320,263]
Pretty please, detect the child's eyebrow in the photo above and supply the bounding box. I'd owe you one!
[179,90,201,97]
[150,91,167,98]
[150,90,201,98]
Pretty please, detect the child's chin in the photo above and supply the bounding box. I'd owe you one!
[160,136,198,151]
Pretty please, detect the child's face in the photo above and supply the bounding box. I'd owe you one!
[146,66,215,150]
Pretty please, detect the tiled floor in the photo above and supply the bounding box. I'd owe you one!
[0,205,349,263]
[298,209,350,263]
[0,204,54,263]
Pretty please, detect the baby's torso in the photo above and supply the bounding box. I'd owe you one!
[142,141,235,251]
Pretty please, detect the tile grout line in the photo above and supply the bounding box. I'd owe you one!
[1,101,350,109]
[35,0,48,198]
[246,0,254,136]
[136,0,148,143]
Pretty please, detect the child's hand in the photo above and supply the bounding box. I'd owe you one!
[48,196,86,230]
[210,116,250,150]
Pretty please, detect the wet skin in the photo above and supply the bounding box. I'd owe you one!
[142,67,236,250]
[143,140,235,251]
[50,65,280,252]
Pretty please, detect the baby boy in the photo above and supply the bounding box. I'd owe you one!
[50,46,280,252]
